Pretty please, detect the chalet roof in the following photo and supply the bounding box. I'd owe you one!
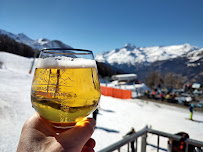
[112,74,137,81]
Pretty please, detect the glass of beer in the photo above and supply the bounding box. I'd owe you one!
[31,48,101,128]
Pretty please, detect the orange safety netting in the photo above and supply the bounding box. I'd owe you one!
[101,86,131,99]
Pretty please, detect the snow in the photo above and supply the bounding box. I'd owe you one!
[95,43,201,67]
[0,52,203,152]
[187,48,203,62]
[0,52,34,73]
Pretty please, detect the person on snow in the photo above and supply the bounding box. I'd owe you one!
[189,104,194,120]
[124,128,136,152]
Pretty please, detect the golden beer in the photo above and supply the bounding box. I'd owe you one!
[31,57,101,128]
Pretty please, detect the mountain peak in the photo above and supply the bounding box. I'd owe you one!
[17,33,27,37]
[0,29,8,34]
[38,38,49,42]
[95,43,202,66]
[124,43,136,48]
[123,43,136,50]
[0,29,72,50]
[17,33,33,42]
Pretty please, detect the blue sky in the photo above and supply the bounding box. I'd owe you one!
[0,0,203,54]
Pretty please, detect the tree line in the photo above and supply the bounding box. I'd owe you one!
[0,35,39,57]
[145,71,183,89]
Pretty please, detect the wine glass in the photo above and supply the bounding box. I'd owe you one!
[31,48,101,128]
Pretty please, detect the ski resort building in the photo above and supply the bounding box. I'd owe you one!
[111,74,138,84]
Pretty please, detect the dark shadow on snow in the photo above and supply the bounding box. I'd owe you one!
[155,104,161,108]
[135,102,144,107]
[185,118,203,123]
[100,108,115,113]
[95,126,119,133]
[192,119,203,123]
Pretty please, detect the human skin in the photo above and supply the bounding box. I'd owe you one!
[17,113,96,152]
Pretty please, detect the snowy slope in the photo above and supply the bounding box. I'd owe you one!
[186,48,203,63]
[95,43,201,66]
[0,52,35,74]
[0,29,72,50]
[0,53,203,152]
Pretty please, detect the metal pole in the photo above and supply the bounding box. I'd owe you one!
[141,133,147,152]
[135,139,137,152]
[99,127,147,152]
[157,135,160,152]
[29,50,38,74]
[185,142,188,152]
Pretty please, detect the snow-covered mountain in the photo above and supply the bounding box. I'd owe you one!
[95,43,202,66]
[0,29,72,50]
[95,43,203,83]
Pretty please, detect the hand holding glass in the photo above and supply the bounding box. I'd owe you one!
[31,49,101,128]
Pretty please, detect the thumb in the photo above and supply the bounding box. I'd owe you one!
[56,118,96,151]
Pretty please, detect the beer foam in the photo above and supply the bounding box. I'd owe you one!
[36,57,97,69]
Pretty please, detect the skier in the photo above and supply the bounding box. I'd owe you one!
[189,104,194,120]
